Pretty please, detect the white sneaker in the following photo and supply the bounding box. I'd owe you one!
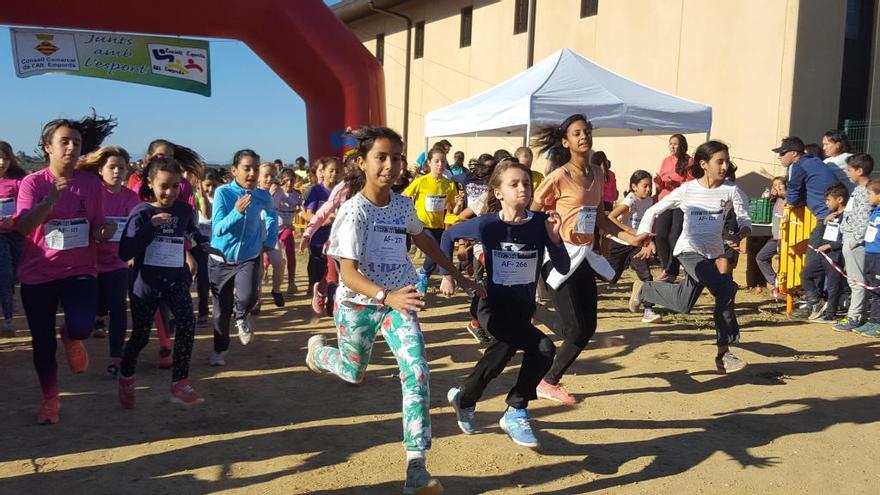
[209,351,227,367]
[641,307,662,323]
[305,335,327,373]
[236,318,253,345]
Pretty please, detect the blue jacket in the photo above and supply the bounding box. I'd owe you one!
[211,181,277,262]
[786,154,840,220]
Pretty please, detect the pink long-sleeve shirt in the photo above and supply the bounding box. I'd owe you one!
[303,181,349,239]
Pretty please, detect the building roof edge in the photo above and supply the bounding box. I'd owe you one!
[331,0,410,24]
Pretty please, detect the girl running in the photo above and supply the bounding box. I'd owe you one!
[403,147,459,294]
[302,157,340,302]
[16,114,117,423]
[0,140,27,337]
[635,140,752,373]
[440,160,569,448]
[194,168,221,326]
[258,162,286,308]
[531,114,649,405]
[131,140,204,366]
[118,156,209,407]
[653,134,693,282]
[276,168,302,294]
[305,127,483,495]
[605,169,660,323]
[77,146,140,375]
[208,149,277,366]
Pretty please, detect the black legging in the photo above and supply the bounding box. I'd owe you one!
[654,208,683,276]
[543,259,598,384]
[459,299,556,410]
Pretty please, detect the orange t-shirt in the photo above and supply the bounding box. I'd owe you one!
[533,164,605,245]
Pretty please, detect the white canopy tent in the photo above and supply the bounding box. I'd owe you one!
[423,48,712,144]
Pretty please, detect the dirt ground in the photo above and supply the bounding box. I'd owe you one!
[1,252,879,495]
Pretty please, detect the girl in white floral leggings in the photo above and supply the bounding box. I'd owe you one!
[305,126,482,495]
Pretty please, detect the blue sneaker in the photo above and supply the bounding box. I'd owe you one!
[416,269,429,294]
[854,322,880,335]
[499,408,538,448]
[833,317,862,333]
[857,322,880,338]
[447,387,475,434]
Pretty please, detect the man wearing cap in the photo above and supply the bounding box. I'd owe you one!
[777,136,841,320]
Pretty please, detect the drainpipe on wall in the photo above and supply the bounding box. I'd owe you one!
[525,0,537,146]
[368,1,412,147]
[526,0,537,67]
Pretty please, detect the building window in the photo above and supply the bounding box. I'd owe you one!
[460,7,473,48]
[580,0,598,18]
[375,33,385,65]
[514,0,529,35]
[414,21,425,59]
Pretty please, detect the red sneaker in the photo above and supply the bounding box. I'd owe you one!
[118,376,136,409]
[37,396,60,424]
[170,379,205,405]
[536,379,577,405]
[311,282,326,315]
[61,333,89,374]
[158,347,172,369]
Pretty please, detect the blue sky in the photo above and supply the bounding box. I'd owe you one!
[0,5,346,164]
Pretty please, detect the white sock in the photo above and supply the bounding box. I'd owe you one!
[406,450,426,463]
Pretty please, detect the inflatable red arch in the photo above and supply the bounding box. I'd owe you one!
[0,0,386,159]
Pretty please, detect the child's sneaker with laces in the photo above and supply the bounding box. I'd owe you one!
[118,375,136,409]
[236,318,253,345]
[465,319,492,344]
[305,335,327,373]
[641,307,661,323]
[170,379,205,405]
[499,408,539,448]
[209,351,227,367]
[311,282,326,315]
[271,290,285,308]
[857,322,880,338]
[37,396,60,424]
[854,321,880,335]
[833,317,862,332]
[447,387,475,434]
[61,333,89,374]
[715,351,747,373]
[536,379,577,405]
[402,459,443,495]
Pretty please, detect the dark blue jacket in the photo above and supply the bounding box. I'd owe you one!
[786,155,840,220]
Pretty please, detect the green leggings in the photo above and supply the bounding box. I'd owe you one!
[314,302,432,451]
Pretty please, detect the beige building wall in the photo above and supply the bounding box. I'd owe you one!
[346,0,849,195]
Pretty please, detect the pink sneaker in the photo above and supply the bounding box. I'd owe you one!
[536,379,577,405]
[60,329,89,374]
[118,376,136,409]
[657,271,677,283]
[37,396,60,424]
[170,379,204,405]
[311,282,326,315]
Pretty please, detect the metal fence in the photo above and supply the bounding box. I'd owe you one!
[843,119,880,154]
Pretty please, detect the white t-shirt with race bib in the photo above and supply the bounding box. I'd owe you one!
[636,179,751,259]
[328,192,425,306]
[614,193,654,245]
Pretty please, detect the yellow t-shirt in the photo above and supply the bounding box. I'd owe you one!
[530,169,545,192]
[403,174,456,229]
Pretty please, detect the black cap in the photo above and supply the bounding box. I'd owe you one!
[772,136,805,154]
